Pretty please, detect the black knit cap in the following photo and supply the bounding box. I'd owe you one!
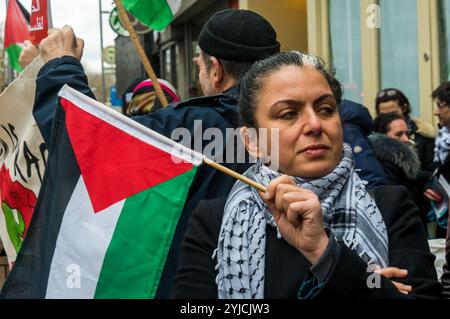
[198,9,280,62]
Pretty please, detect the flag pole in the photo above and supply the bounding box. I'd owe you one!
[113,0,169,107]
[203,157,268,193]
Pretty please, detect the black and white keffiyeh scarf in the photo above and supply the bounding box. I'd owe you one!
[434,126,450,165]
[213,144,389,299]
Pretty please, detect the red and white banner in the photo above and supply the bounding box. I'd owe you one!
[29,0,49,45]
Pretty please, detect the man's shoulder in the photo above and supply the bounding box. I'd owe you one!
[172,91,238,110]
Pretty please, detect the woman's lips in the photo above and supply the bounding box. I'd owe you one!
[299,144,330,157]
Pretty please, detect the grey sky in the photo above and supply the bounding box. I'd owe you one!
[1,0,117,73]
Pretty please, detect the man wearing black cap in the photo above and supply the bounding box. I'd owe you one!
[31,9,280,298]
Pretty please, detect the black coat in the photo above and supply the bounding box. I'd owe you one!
[443,214,450,298]
[32,56,251,298]
[409,117,436,172]
[369,133,431,226]
[173,185,442,298]
[434,158,450,297]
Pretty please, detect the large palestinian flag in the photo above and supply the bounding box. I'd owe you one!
[1,85,203,298]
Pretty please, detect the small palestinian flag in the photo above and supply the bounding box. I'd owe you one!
[1,85,203,298]
[122,0,181,31]
[4,0,30,73]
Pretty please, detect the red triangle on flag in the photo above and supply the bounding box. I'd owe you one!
[4,0,30,48]
[60,98,194,213]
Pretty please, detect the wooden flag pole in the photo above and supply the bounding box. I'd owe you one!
[114,1,265,193]
[114,0,169,107]
[203,157,268,193]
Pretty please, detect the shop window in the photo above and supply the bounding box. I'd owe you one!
[161,43,178,87]
[329,0,363,104]
[379,0,420,116]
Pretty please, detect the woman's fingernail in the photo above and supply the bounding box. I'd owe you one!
[263,191,270,199]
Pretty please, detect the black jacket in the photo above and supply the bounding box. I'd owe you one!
[409,117,436,172]
[434,157,450,297]
[369,133,431,225]
[173,185,442,298]
[32,56,251,298]
[443,215,450,298]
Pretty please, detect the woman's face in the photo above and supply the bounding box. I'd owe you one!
[253,65,343,178]
[386,119,410,144]
[378,100,403,115]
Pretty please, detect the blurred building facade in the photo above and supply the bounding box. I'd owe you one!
[308,0,450,126]
[114,0,450,125]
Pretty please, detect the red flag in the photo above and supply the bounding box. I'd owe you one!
[29,0,48,45]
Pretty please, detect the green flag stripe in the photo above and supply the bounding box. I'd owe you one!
[94,167,197,298]
[123,0,174,31]
[6,44,23,73]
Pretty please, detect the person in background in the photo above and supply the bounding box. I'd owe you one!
[425,81,450,297]
[126,78,180,116]
[120,77,146,115]
[375,88,436,172]
[339,99,388,189]
[173,52,442,299]
[370,112,431,229]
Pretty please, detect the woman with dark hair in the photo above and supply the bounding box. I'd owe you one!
[375,88,436,172]
[370,112,431,228]
[173,52,442,299]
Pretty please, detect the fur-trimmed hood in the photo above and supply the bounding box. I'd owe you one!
[368,133,421,180]
[411,117,436,139]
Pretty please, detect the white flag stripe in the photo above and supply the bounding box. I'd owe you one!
[45,177,124,299]
[167,0,181,15]
[57,85,204,166]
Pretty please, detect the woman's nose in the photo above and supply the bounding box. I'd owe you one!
[400,134,410,144]
[303,109,322,135]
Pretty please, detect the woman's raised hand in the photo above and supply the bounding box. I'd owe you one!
[260,175,329,264]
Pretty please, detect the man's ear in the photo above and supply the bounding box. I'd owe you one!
[209,56,224,89]
[240,127,262,159]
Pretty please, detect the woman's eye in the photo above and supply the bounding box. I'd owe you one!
[279,110,297,119]
[317,106,335,116]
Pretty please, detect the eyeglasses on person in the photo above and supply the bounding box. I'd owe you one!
[436,101,449,109]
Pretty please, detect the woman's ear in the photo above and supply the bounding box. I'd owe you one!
[240,127,262,159]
